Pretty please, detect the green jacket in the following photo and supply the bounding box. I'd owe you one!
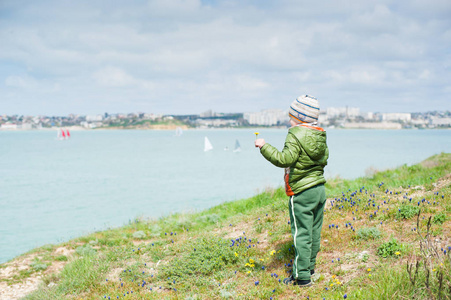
[260,124,329,196]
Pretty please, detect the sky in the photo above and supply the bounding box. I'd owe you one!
[0,0,450,116]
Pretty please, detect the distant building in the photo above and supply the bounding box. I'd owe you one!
[430,117,451,126]
[1,122,18,129]
[326,107,360,118]
[21,123,33,130]
[363,112,375,120]
[86,114,104,122]
[143,113,162,120]
[244,109,287,126]
[195,119,238,127]
[343,122,402,129]
[382,113,411,122]
[200,110,214,118]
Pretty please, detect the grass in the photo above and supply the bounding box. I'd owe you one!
[1,153,450,299]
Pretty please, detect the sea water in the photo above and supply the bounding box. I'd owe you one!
[0,128,450,263]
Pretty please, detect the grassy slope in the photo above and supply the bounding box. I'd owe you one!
[2,153,450,299]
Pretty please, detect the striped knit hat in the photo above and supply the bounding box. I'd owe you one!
[288,95,320,124]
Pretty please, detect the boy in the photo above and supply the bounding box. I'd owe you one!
[255,95,329,286]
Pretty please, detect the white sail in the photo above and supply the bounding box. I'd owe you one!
[175,127,183,137]
[233,139,241,152]
[204,137,213,152]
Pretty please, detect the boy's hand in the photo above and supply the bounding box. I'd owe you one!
[255,138,265,149]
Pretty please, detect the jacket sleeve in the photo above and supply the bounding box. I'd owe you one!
[260,132,301,168]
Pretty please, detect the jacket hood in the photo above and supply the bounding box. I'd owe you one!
[293,126,328,161]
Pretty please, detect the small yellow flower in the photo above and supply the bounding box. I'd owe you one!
[395,251,401,256]
[246,271,251,274]
[367,268,371,272]
[368,274,372,277]
[234,252,238,257]
[259,258,264,262]
[332,275,336,279]
[245,263,251,267]
[330,283,334,287]
[249,259,255,264]
[433,269,436,272]
[250,264,255,267]
[270,250,276,256]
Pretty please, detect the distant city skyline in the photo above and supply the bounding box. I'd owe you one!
[1,0,450,116]
[1,106,450,118]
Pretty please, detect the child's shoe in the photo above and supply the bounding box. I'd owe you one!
[282,275,312,287]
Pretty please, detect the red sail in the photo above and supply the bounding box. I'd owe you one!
[66,129,70,137]
[61,129,66,138]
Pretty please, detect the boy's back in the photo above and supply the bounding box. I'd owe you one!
[260,124,329,196]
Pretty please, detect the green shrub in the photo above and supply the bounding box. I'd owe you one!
[377,238,405,258]
[396,205,420,219]
[75,245,96,256]
[432,211,447,224]
[55,255,68,262]
[30,259,48,271]
[56,255,108,294]
[196,213,220,224]
[160,235,238,282]
[132,230,146,239]
[356,227,381,240]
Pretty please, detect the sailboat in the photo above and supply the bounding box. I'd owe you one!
[204,136,213,152]
[56,128,70,140]
[175,127,183,137]
[233,139,241,152]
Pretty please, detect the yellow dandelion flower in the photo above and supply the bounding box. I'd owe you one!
[247,271,251,274]
[330,283,334,287]
[245,263,251,267]
[250,264,255,267]
[234,252,238,257]
[367,268,371,272]
[368,274,372,277]
[332,275,336,279]
[249,259,255,263]
[270,250,276,256]
[433,269,436,272]
[395,251,401,256]
[259,258,264,262]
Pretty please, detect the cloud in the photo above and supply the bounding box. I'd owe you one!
[92,66,154,91]
[92,67,136,87]
[5,75,36,88]
[0,0,450,115]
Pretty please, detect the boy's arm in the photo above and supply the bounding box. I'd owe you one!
[260,132,301,168]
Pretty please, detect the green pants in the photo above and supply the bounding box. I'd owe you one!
[288,184,326,280]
